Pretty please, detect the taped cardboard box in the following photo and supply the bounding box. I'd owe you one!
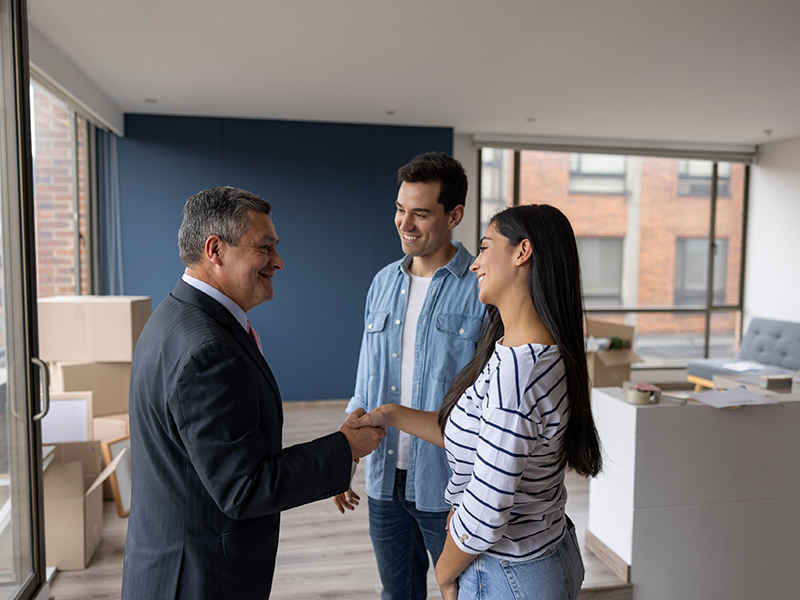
[38,295,151,362]
[43,441,123,570]
[586,319,642,388]
[51,362,131,417]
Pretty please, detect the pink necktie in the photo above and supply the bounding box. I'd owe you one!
[247,320,263,355]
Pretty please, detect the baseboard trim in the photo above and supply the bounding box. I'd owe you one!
[282,399,349,411]
[585,530,630,583]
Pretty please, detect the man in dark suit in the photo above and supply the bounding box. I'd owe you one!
[121,187,385,600]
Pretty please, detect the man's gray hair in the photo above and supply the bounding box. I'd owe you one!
[178,187,272,267]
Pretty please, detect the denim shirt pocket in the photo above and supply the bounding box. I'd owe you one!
[366,311,389,333]
[430,313,483,383]
[365,311,390,379]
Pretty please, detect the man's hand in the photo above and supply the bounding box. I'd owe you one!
[339,408,386,460]
[332,489,361,514]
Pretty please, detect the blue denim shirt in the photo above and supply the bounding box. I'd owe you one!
[347,242,486,511]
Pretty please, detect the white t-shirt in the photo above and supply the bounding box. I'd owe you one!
[396,273,432,469]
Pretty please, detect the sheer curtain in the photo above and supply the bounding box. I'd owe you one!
[96,128,124,294]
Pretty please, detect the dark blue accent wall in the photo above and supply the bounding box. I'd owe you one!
[115,114,452,400]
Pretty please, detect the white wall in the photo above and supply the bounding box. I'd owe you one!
[452,133,478,255]
[28,25,124,135]
[745,135,800,324]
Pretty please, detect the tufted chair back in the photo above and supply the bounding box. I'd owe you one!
[738,318,800,371]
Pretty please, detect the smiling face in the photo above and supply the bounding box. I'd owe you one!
[394,180,456,257]
[470,222,523,307]
[214,210,284,312]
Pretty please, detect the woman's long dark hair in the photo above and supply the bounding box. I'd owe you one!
[438,204,602,477]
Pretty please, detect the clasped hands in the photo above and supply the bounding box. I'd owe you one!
[334,406,391,514]
[337,406,390,461]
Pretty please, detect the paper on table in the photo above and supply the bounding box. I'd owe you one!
[689,386,779,408]
[722,361,766,372]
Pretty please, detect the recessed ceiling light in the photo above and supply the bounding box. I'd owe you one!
[385,111,395,116]
[763,128,773,137]
[526,117,536,122]
[145,99,158,104]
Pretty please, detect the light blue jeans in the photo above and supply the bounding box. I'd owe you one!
[457,518,585,600]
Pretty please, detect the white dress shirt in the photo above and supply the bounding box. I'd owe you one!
[181,273,249,332]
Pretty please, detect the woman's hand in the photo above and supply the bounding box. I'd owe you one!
[435,525,475,600]
[347,405,392,430]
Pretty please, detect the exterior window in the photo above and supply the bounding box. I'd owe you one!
[675,238,728,306]
[569,153,626,194]
[479,148,513,234]
[677,160,731,197]
[577,238,623,307]
[31,81,91,297]
[484,148,747,366]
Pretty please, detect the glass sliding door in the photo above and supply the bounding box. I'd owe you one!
[0,0,48,598]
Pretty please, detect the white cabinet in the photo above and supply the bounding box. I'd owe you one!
[588,387,800,600]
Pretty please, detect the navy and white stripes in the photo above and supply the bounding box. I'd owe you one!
[444,341,569,560]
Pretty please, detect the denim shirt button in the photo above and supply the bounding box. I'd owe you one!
[391,385,397,391]
[395,319,401,325]
[392,353,398,358]
[459,328,465,334]
[388,450,394,455]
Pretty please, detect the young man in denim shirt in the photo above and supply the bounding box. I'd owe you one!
[335,152,486,600]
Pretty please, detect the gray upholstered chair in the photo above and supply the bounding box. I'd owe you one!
[686,317,800,390]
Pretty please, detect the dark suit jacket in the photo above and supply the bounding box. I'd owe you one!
[121,280,352,600]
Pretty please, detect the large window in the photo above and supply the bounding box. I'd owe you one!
[30,80,93,297]
[577,238,623,307]
[569,153,626,194]
[479,148,514,234]
[674,238,728,306]
[481,147,748,367]
[678,159,731,197]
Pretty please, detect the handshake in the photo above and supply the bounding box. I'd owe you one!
[337,407,390,460]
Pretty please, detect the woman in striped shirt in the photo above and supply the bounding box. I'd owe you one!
[350,204,602,600]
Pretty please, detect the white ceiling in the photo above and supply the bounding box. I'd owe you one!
[27,0,800,145]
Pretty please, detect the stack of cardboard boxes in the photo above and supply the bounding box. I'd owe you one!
[38,295,150,570]
[585,319,642,388]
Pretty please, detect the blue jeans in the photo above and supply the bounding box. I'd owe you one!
[457,517,585,600]
[368,469,449,600]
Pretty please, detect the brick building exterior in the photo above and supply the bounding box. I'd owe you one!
[32,84,89,298]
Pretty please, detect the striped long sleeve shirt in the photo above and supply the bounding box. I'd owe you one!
[444,341,570,560]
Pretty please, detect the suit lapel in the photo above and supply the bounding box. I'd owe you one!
[171,280,283,419]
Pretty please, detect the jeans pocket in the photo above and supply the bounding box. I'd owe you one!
[500,540,581,600]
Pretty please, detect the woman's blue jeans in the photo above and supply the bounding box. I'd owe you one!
[457,517,585,600]
[368,469,449,600]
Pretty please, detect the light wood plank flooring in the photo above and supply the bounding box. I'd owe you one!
[50,403,630,600]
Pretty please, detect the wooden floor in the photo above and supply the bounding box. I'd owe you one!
[50,403,631,600]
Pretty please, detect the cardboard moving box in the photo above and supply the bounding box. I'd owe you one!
[586,319,643,388]
[43,442,123,570]
[93,412,130,443]
[51,362,131,416]
[38,295,151,362]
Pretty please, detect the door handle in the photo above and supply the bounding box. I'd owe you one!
[31,357,50,421]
